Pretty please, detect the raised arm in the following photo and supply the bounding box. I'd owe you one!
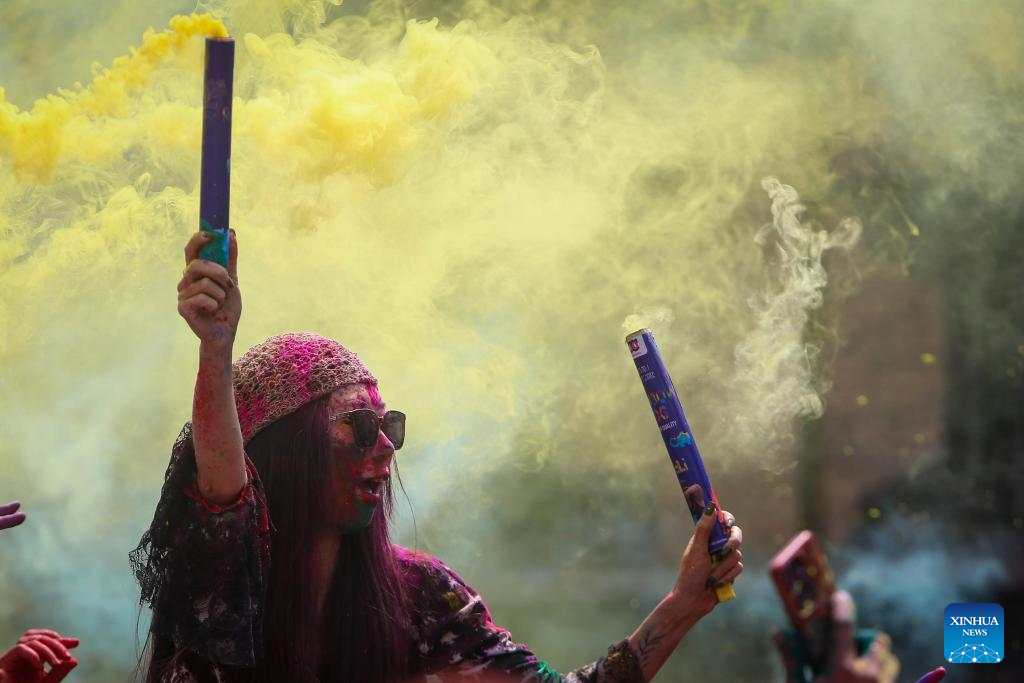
[422,504,743,683]
[176,229,246,504]
[626,504,743,681]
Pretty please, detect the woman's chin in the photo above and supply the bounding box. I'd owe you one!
[355,487,382,507]
[338,504,377,534]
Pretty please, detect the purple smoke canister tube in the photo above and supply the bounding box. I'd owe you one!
[199,37,234,267]
[626,328,736,602]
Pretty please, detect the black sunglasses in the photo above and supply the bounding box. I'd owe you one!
[328,409,405,450]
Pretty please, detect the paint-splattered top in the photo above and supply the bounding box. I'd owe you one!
[131,423,643,682]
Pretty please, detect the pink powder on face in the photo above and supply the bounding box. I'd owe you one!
[331,384,383,413]
[325,417,379,531]
[332,455,360,516]
[329,388,363,415]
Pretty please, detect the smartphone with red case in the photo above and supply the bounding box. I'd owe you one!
[770,530,836,675]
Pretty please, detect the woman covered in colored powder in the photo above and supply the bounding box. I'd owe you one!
[130,231,744,682]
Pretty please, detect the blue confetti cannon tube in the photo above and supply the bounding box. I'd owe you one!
[626,327,736,601]
[199,37,234,267]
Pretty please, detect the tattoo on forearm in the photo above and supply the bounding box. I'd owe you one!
[635,628,667,668]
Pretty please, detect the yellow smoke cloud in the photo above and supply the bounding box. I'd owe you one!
[1,0,1020,679]
[0,14,227,181]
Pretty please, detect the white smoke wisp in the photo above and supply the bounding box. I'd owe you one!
[621,305,674,338]
[719,177,862,465]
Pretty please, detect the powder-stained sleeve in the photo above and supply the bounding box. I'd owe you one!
[130,422,271,667]
[401,550,644,683]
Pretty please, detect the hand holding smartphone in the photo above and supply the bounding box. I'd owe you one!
[770,530,838,675]
[770,531,947,683]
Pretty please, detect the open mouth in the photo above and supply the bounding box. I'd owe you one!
[356,476,388,501]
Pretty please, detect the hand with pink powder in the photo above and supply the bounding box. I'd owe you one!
[177,230,247,505]
[178,229,240,348]
[0,501,26,531]
[0,630,79,682]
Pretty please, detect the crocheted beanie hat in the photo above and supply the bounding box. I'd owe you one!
[233,333,377,443]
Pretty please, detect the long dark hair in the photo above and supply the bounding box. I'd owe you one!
[143,393,412,682]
